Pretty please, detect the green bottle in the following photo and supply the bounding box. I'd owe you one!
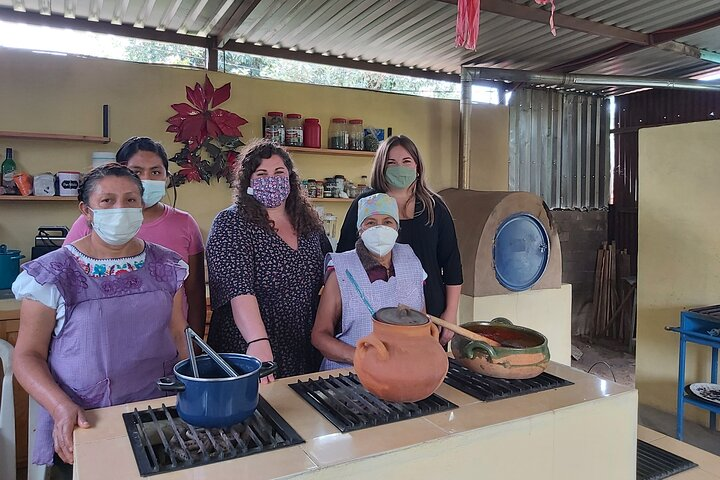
[1,147,16,193]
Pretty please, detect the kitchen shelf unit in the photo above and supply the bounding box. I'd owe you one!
[0,131,110,143]
[0,196,76,201]
[287,146,374,157]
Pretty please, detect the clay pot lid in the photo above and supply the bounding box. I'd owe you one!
[374,306,429,326]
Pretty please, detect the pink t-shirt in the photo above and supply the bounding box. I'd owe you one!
[64,204,204,261]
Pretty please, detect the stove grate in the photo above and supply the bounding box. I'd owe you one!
[289,372,457,433]
[122,396,304,476]
[443,359,573,401]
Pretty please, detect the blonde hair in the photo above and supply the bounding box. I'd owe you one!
[370,135,437,226]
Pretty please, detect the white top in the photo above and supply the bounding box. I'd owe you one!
[12,245,189,335]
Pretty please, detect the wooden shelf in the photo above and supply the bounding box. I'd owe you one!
[309,198,354,203]
[0,131,110,144]
[287,146,374,157]
[0,196,76,201]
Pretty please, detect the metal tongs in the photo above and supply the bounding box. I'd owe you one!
[184,327,240,378]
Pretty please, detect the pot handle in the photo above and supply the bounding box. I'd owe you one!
[357,335,390,362]
[157,376,185,392]
[429,321,440,341]
[462,340,498,360]
[490,317,514,326]
[258,361,278,379]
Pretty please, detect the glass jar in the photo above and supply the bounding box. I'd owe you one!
[300,180,309,197]
[315,180,324,198]
[285,113,303,146]
[307,179,317,199]
[265,112,285,144]
[329,118,348,150]
[303,118,321,148]
[324,177,335,198]
[334,175,346,197]
[348,119,364,151]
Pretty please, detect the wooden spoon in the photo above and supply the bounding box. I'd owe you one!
[427,315,502,347]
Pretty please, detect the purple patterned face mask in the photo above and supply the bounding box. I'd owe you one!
[249,175,291,208]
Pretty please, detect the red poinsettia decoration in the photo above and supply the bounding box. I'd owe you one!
[166,75,247,186]
[167,75,247,151]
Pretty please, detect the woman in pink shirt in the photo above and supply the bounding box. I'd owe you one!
[64,137,206,336]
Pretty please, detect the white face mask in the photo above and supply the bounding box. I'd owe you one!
[141,180,166,207]
[90,208,143,246]
[360,225,398,257]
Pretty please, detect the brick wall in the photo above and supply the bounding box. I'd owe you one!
[552,210,608,335]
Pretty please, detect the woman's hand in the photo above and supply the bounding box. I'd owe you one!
[439,309,456,346]
[51,401,91,464]
[247,339,275,384]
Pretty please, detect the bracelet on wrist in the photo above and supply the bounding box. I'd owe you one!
[246,337,270,346]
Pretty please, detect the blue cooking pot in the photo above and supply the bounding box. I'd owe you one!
[157,353,277,428]
[0,244,25,290]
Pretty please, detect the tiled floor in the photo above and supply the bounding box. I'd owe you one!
[639,426,720,479]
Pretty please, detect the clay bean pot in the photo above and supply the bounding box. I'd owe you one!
[451,318,550,379]
[354,307,449,403]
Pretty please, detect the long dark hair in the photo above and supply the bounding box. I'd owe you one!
[116,136,169,171]
[370,135,437,226]
[233,139,322,235]
[78,162,143,204]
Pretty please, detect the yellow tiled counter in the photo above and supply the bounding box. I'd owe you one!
[73,361,636,480]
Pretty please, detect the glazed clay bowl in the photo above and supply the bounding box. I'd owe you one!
[450,318,550,379]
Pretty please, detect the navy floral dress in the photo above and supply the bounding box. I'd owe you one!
[206,205,331,378]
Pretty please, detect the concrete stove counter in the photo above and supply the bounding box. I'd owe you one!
[73,362,637,480]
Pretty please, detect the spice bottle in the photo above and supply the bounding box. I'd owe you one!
[285,114,303,146]
[303,118,321,148]
[264,112,285,144]
[329,118,348,150]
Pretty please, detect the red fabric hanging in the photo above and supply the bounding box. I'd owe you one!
[455,0,481,50]
[534,0,557,36]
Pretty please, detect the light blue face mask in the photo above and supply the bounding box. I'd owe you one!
[141,179,166,207]
[90,208,143,246]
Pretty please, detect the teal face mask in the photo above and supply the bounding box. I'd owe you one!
[385,165,417,189]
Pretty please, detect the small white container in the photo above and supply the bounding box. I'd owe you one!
[57,171,81,196]
[92,152,115,169]
[33,173,56,196]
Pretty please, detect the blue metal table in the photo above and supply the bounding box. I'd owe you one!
[666,305,720,440]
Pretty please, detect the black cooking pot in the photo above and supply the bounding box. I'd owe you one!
[157,354,277,428]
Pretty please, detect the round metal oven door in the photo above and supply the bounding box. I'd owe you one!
[492,213,550,292]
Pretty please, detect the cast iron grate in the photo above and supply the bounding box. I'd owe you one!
[443,358,573,401]
[122,396,304,477]
[289,372,457,433]
[637,439,697,480]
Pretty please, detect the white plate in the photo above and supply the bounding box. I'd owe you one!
[688,383,720,405]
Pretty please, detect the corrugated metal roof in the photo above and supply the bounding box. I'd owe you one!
[1,0,719,84]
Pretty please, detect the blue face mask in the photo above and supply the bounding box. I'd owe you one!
[141,180,166,207]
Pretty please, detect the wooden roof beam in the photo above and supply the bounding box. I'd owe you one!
[214,0,262,48]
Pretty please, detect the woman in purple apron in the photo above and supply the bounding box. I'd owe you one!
[12,163,189,472]
[312,193,426,369]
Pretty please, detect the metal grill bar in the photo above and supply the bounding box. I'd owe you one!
[289,373,457,433]
[443,359,573,402]
[147,407,178,468]
[131,409,160,474]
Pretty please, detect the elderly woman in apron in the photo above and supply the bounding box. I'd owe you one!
[312,193,426,369]
[12,163,189,475]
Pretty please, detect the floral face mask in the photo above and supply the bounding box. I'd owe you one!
[248,175,291,208]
